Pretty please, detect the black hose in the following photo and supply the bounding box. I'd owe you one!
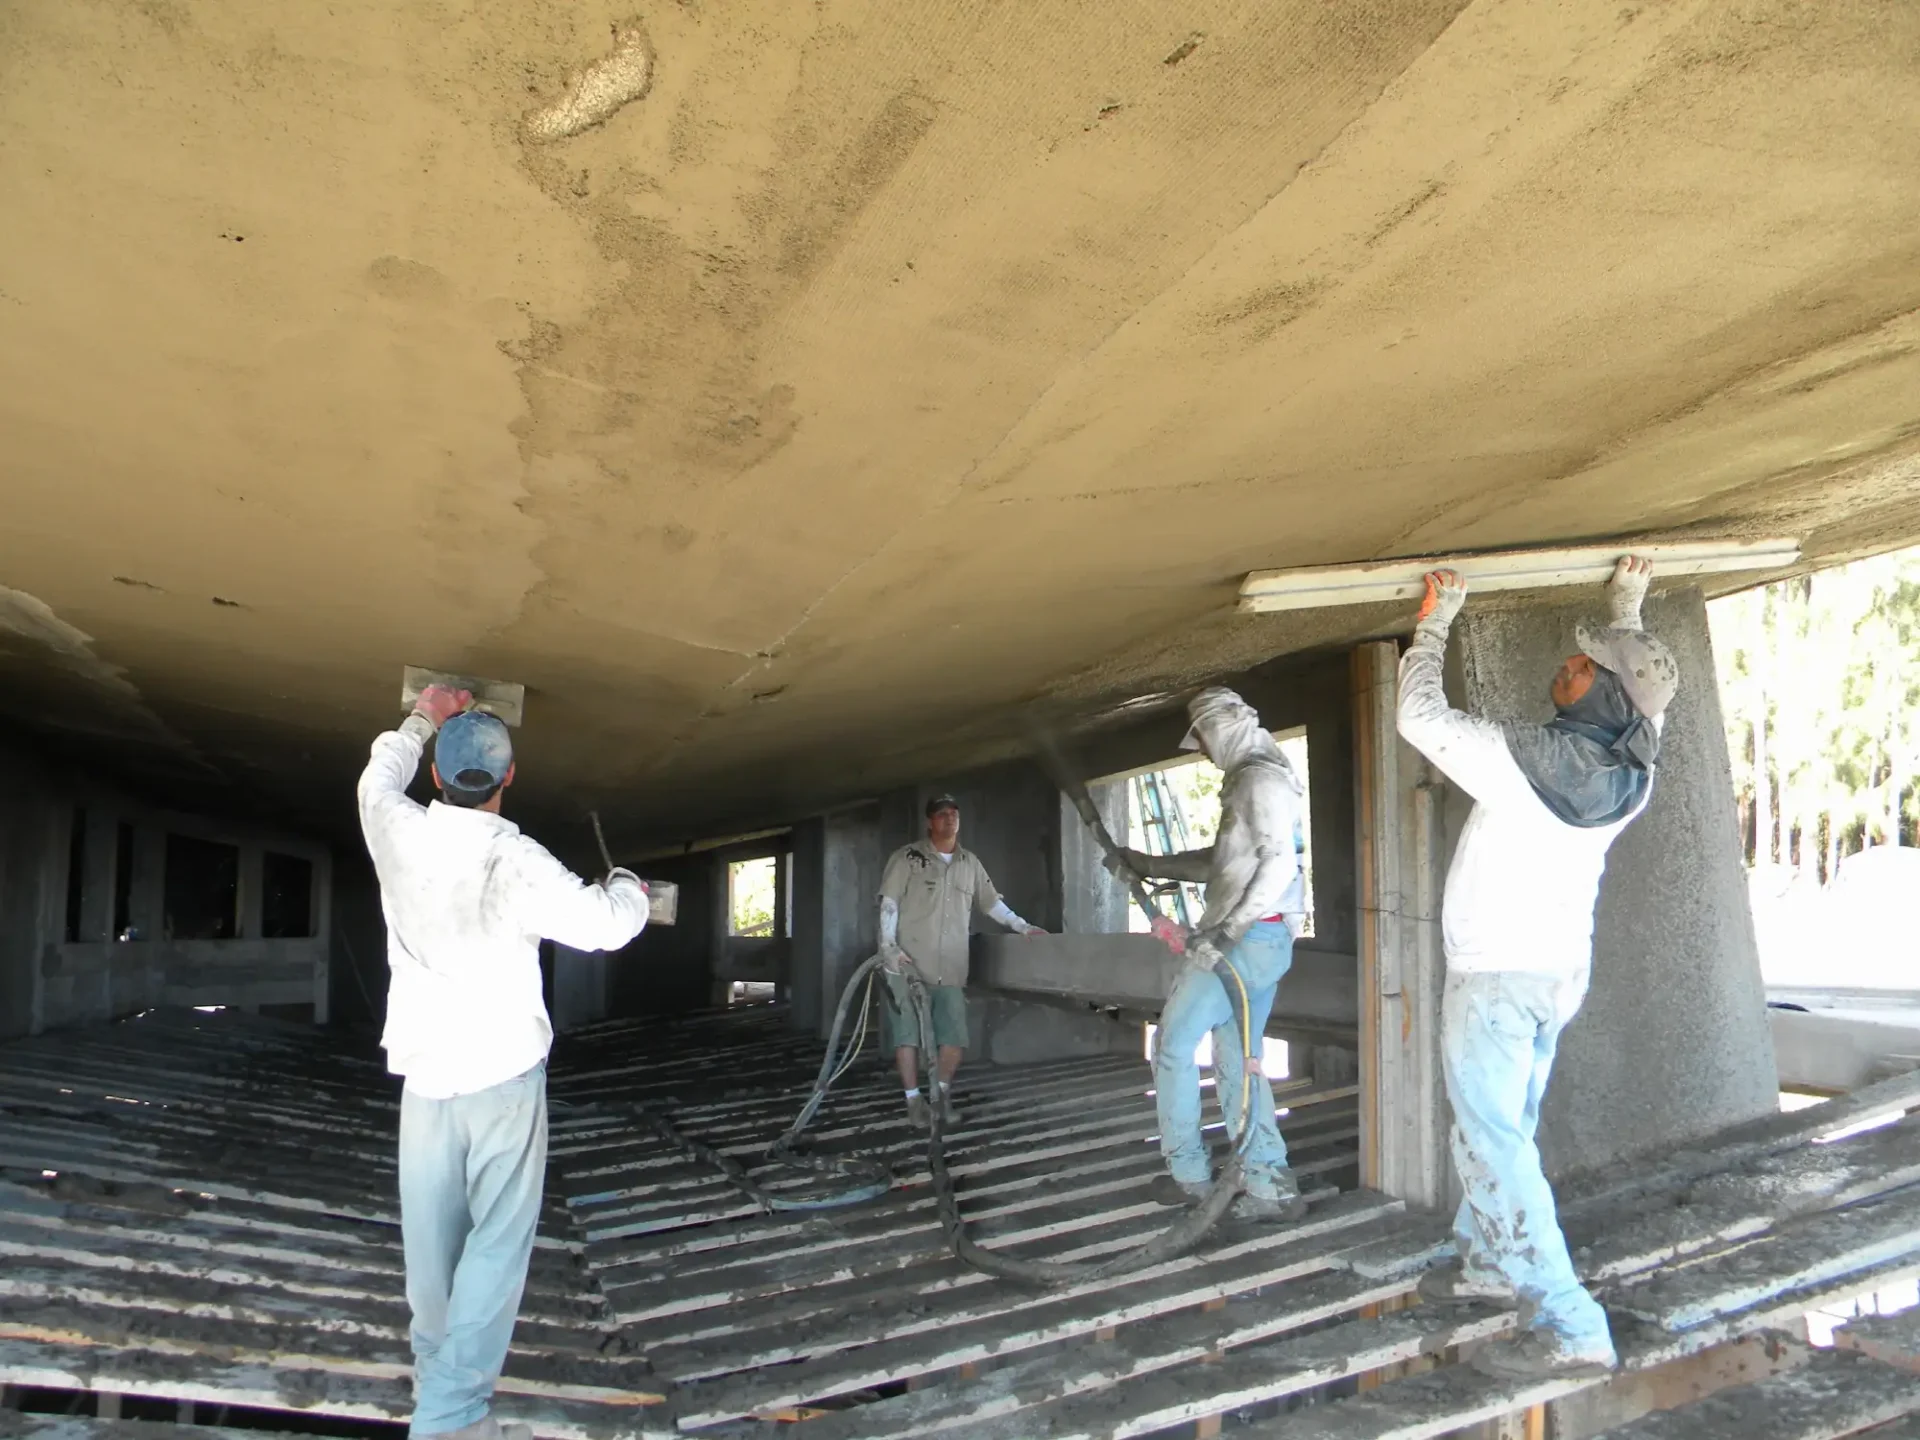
[907,949,1262,1287]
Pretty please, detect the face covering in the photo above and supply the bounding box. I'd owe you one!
[1502,665,1661,828]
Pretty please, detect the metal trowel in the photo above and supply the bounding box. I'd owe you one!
[400,666,527,727]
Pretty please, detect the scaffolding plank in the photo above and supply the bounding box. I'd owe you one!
[1586,1345,1920,1438]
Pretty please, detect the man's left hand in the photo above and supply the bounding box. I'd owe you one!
[1019,924,1049,937]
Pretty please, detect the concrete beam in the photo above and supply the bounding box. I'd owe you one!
[1770,1007,1920,1095]
[974,932,1356,1031]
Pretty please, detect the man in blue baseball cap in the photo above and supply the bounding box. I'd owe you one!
[358,683,650,1440]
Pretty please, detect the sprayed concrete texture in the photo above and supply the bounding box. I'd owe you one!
[4,3,1920,841]
[1452,588,1779,1173]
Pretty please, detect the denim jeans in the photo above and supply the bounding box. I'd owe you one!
[1442,971,1613,1354]
[1154,919,1293,1198]
[399,1063,548,1436]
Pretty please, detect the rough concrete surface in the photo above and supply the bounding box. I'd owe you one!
[4,2,1920,843]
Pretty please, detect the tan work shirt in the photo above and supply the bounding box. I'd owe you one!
[878,841,1003,986]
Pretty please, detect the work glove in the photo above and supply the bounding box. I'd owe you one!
[603,866,647,895]
[1148,913,1188,956]
[1605,554,1654,630]
[1416,570,1467,632]
[1179,932,1227,985]
[412,683,472,730]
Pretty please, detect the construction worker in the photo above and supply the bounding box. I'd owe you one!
[878,794,1047,1126]
[1398,557,1676,1381]
[357,684,650,1440]
[1115,687,1312,1223]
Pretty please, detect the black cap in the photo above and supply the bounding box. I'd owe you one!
[925,793,960,818]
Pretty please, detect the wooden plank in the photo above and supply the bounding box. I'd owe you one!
[787,1266,1451,1440]
[0,1338,678,1440]
[1613,1188,1920,1332]
[1586,1346,1920,1439]
[1834,1306,1920,1374]
[1215,1245,1920,1440]
[671,1194,1403,1426]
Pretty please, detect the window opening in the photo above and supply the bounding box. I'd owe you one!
[728,857,778,937]
[64,807,87,943]
[112,822,136,940]
[1124,731,1314,938]
[163,834,240,940]
[262,852,316,938]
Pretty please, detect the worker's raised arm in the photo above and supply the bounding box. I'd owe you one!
[356,713,436,834]
[504,839,649,953]
[1120,846,1214,884]
[1395,572,1534,807]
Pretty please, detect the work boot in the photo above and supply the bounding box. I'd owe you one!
[1148,1174,1209,1207]
[1469,1328,1617,1381]
[1231,1189,1311,1223]
[1417,1259,1517,1307]
[904,1093,931,1129]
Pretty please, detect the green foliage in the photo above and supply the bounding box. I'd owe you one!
[1708,547,1920,875]
[729,857,777,937]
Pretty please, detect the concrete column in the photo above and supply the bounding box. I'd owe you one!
[237,843,265,940]
[1450,586,1777,1174]
[788,806,885,1038]
[81,807,117,943]
[1060,780,1129,935]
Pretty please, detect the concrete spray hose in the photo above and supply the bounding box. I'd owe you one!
[914,723,1265,1285]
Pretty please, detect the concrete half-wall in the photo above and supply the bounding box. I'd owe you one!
[0,733,333,1039]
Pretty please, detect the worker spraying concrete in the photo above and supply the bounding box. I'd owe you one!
[1398,556,1676,1381]
[358,680,651,1440]
[1110,687,1312,1223]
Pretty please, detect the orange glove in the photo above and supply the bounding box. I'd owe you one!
[1417,569,1467,626]
[412,683,472,730]
[1149,913,1188,956]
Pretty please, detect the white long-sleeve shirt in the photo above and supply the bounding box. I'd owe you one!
[1396,626,1658,982]
[357,715,649,1098]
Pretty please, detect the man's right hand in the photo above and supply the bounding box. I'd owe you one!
[1417,570,1467,627]
[882,945,912,975]
[1606,554,1653,629]
[412,683,472,730]
[1148,913,1188,956]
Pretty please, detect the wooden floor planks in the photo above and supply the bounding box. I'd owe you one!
[3,1006,1919,1438]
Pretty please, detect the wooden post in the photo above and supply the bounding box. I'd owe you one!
[1352,640,1448,1209]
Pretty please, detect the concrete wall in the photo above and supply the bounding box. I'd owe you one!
[0,742,64,1041]
[0,731,333,1038]
[1451,587,1778,1175]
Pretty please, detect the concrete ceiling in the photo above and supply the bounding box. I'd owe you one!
[5,0,1920,849]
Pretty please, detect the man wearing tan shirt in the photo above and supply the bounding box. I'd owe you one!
[878,794,1046,1127]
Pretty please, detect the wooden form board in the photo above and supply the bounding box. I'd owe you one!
[5,1007,1920,1439]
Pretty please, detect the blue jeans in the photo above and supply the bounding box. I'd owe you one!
[1154,920,1294,1198]
[1442,971,1612,1353]
[399,1064,548,1436]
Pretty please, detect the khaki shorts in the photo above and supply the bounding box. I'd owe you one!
[881,975,971,1052]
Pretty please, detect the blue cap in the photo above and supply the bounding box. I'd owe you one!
[436,710,514,794]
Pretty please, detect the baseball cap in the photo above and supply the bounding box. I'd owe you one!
[1575,623,1679,719]
[436,710,514,794]
[925,793,960,817]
